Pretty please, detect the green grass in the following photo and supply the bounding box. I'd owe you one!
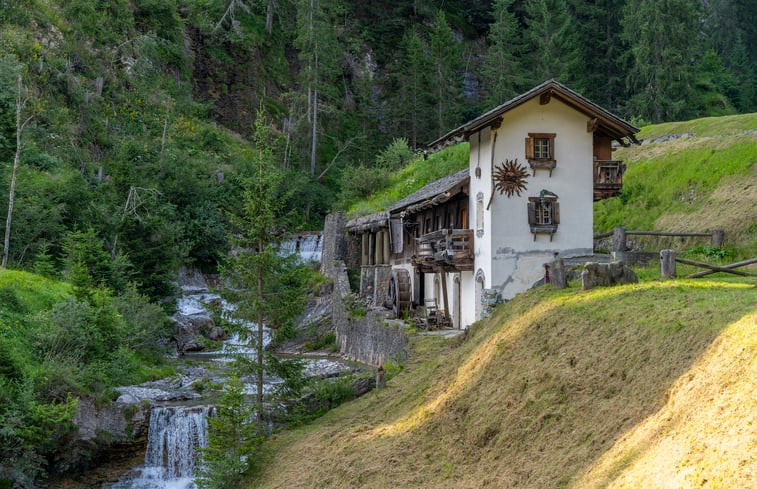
[346,143,469,217]
[250,277,756,489]
[595,113,757,255]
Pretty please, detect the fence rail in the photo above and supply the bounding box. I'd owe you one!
[659,250,757,279]
[595,226,725,251]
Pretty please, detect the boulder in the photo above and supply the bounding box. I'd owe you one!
[581,261,638,290]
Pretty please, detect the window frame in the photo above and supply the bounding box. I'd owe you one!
[527,195,560,240]
[525,133,557,176]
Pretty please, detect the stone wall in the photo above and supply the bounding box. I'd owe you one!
[336,311,409,367]
[359,264,392,308]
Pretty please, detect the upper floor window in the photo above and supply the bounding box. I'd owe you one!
[525,133,557,176]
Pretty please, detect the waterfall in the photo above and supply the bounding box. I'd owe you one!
[278,233,323,263]
[109,406,211,489]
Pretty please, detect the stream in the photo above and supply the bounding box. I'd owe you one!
[62,234,346,489]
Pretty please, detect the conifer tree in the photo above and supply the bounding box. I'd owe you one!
[481,0,527,108]
[389,26,433,150]
[568,0,628,111]
[428,10,464,138]
[622,0,702,122]
[197,376,261,489]
[523,0,581,86]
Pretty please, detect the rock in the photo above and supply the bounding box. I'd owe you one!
[176,266,208,293]
[206,325,227,341]
[51,396,151,475]
[173,313,216,353]
[581,261,638,290]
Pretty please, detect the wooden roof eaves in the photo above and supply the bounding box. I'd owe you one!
[428,80,640,150]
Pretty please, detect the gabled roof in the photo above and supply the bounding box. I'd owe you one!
[345,210,390,232]
[388,169,469,215]
[428,80,640,151]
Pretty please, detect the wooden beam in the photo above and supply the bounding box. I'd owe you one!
[440,271,449,316]
[490,116,503,130]
[684,257,757,278]
[587,118,598,132]
[539,91,551,105]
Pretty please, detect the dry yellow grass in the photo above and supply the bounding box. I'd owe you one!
[250,281,757,489]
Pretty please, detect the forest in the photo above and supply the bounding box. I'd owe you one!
[0,1,755,484]
[0,0,754,289]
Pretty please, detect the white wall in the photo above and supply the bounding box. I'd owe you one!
[470,97,594,300]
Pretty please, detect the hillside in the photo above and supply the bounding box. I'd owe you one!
[250,279,756,488]
[595,113,757,254]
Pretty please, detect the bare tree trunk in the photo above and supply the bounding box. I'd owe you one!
[266,0,274,33]
[3,75,31,269]
[159,102,170,172]
[310,89,318,176]
[256,156,264,425]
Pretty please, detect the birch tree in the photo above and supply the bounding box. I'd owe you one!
[2,74,32,269]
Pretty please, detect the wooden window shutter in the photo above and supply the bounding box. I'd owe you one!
[552,202,560,224]
[525,136,534,160]
[527,201,536,225]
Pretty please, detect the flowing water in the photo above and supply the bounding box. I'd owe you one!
[108,406,211,489]
[101,243,350,489]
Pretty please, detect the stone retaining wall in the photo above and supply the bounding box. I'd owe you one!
[336,311,408,367]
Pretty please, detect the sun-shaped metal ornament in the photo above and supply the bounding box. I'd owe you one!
[493,159,529,197]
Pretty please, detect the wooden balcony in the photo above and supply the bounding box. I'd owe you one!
[593,160,625,201]
[412,229,474,272]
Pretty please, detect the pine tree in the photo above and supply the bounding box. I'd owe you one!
[388,26,433,150]
[568,0,628,111]
[622,0,702,122]
[428,10,464,138]
[481,0,527,108]
[197,376,261,489]
[522,0,581,86]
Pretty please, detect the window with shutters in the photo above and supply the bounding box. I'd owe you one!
[527,195,559,239]
[525,133,557,176]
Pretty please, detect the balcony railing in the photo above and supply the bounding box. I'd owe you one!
[594,160,625,200]
[412,228,474,271]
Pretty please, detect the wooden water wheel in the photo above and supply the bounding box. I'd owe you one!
[388,269,412,318]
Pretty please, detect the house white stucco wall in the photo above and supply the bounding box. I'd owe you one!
[469,97,594,300]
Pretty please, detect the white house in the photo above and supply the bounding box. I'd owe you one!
[347,80,639,329]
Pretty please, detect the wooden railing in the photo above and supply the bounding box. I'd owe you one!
[593,160,624,200]
[595,226,725,251]
[413,229,474,271]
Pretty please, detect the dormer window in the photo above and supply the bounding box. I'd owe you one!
[525,133,557,176]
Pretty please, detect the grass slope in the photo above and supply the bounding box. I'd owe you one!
[347,143,469,217]
[595,113,757,254]
[251,280,756,488]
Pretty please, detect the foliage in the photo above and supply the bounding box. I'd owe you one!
[0,269,170,482]
[197,376,262,489]
[303,332,338,352]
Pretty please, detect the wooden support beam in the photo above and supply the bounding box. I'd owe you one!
[361,233,369,266]
[382,230,390,262]
[587,118,598,132]
[540,91,551,105]
[440,271,449,317]
[678,257,757,278]
[490,116,503,130]
[711,229,725,247]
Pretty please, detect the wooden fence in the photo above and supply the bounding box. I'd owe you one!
[594,226,725,253]
[659,250,757,279]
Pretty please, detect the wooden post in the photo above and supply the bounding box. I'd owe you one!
[382,229,390,262]
[711,229,724,248]
[376,365,386,389]
[660,249,677,279]
[440,271,449,316]
[361,233,369,266]
[612,226,627,252]
[369,232,375,265]
[376,231,384,265]
[548,259,566,289]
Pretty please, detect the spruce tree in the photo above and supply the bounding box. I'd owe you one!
[622,0,702,122]
[197,376,261,489]
[522,0,581,86]
[568,0,628,111]
[389,26,433,150]
[428,10,464,138]
[481,0,527,108]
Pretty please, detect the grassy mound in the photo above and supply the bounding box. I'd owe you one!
[251,279,756,488]
[595,114,757,254]
[346,143,469,217]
